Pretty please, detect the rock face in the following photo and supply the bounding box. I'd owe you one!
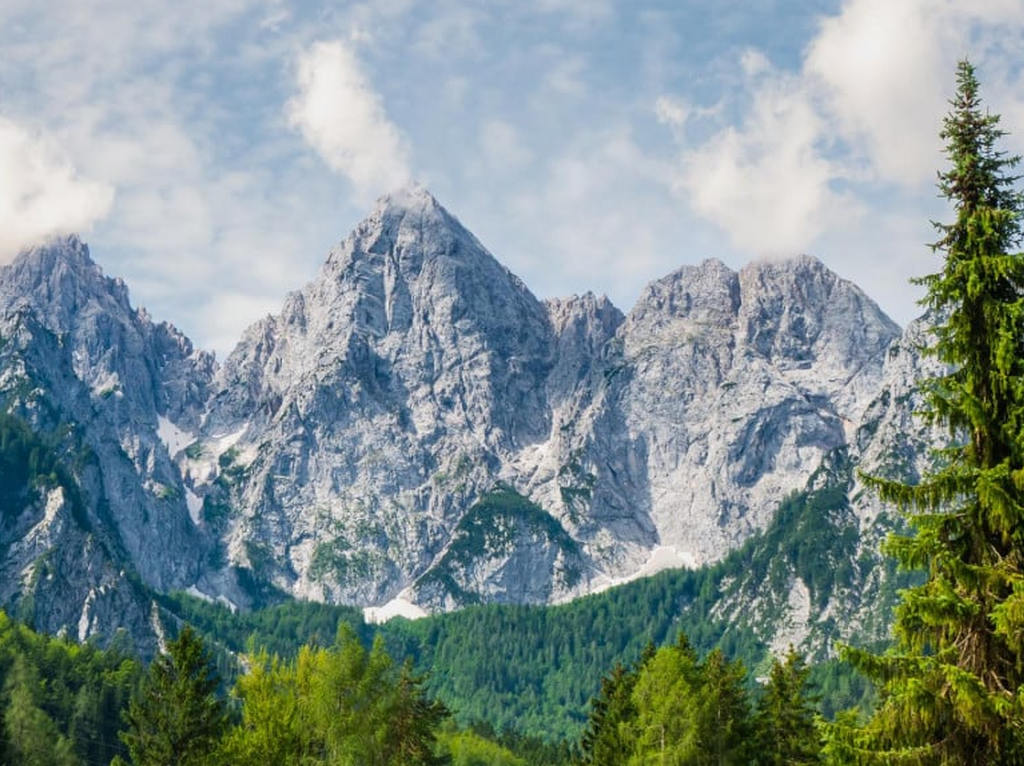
[0,236,219,653]
[0,187,934,651]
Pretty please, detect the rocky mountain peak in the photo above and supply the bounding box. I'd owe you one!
[546,292,622,331]
[0,191,925,651]
[209,183,556,464]
[736,255,901,380]
[628,257,741,332]
[1,235,132,326]
[324,184,478,275]
[373,182,444,219]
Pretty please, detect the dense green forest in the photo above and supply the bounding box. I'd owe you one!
[0,609,827,765]
[0,611,141,765]
[158,473,887,742]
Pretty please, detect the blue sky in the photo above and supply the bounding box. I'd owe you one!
[1,0,1023,355]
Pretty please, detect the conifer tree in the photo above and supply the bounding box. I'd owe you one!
[3,655,79,766]
[628,637,704,765]
[754,648,820,765]
[829,59,1024,764]
[118,625,227,766]
[578,642,654,766]
[578,662,639,765]
[223,623,448,765]
[693,648,754,766]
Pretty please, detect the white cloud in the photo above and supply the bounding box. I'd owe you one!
[665,63,859,255]
[804,0,949,186]
[659,0,1024,259]
[808,0,1024,185]
[197,291,284,358]
[739,48,770,78]
[287,40,411,200]
[654,97,689,129]
[0,117,114,261]
[489,129,687,301]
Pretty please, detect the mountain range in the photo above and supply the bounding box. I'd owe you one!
[0,185,941,657]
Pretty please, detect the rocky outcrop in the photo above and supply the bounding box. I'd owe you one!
[0,187,934,653]
[183,189,903,613]
[0,236,220,652]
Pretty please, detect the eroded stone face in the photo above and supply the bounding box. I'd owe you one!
[0,188,927,655]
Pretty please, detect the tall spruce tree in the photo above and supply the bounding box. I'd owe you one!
[118,625,227,766]
[578,642,656,766]
[827,59,1024,764]
[754,648,820,765]
[693,648,754,766]
[3,655,79,766]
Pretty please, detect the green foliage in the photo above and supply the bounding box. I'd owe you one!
[0,611,141,764]
[310,540,383,586]
[419,487,582,593]
[222,624,448,765]
[578,633,760,765]
[628,638,706,764]
[754,648,821,765]
[119,625,228,766]
[3,655,79,766]
[155,590,368,659]
[436,727,527,765]
[0,411,87,532]
[836,59,1024,763]
[578,646,652,765]
[806,658,876,720]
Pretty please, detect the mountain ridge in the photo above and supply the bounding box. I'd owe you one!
[0,186,924,658]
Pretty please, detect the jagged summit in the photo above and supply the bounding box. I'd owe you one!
[13,232,92,266]
[373,181,443,217]
[1,234,131,314]
[351,183,469,244]
[0,189,921,655]
[0,234,130,319]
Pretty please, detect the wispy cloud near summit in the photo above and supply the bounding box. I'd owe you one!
[0,117,113,262]
[287,40,412,203]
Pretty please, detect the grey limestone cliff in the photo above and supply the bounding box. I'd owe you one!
[0,188,937,655]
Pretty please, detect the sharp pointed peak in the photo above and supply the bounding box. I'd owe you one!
[372,181,443,216]
[14,233,95,269]
[3,234,112,291]
[0,234,136,322]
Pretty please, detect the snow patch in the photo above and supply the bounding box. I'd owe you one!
[364,595,428,624]
[150,601,167,654]
[215,425,247,453]
[185,489,203,525]
[157,415,195,457]
[186,425,248,484]
[78,588,96,642]
[587,545,699,596]
[43,486,65,524]
[181,586,237,614]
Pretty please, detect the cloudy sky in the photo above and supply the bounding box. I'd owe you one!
[2,0,1023,355]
